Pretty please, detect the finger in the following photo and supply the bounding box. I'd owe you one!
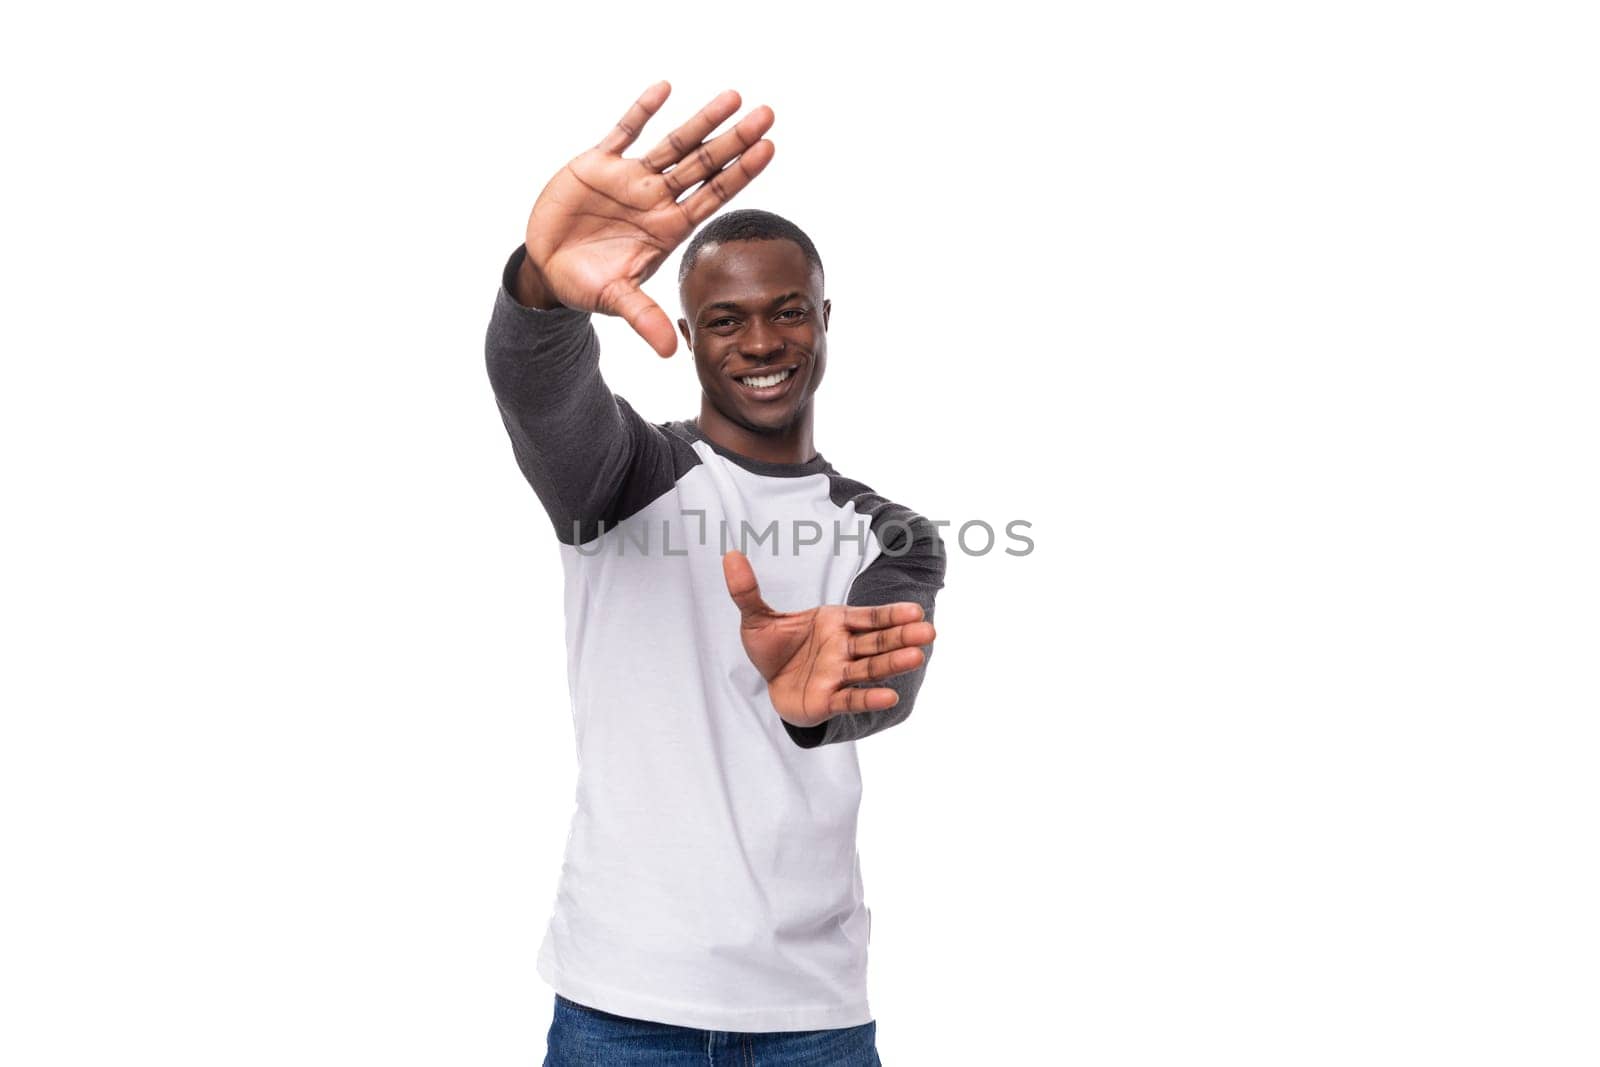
[842,646,926,686]
[829,687,900,715]
[659,106,775,199]
[677,139,776,228]
[842,601,925,631]
[639,89,742,172]
[596,80,673,155]
[722,550,775,621]
[602,279,677,358]
[847,621,936,659]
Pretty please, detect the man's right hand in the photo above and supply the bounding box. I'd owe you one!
[516,81,775,359]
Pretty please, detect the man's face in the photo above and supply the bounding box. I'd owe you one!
[677,239,830,436]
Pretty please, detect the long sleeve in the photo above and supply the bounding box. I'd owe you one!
[484,243,675,544]
[782,504,948,748]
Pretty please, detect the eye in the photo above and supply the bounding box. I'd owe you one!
[708,317,737,329]
[778,308,807,321]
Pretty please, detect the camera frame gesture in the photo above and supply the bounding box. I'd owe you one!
[515,81,776,358]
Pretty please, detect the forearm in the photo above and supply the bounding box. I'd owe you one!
[484,243,637,542]
[512,246,565,311]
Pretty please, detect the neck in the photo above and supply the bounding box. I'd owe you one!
[695,399,817,465]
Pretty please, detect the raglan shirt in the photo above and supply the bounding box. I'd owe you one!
[484,243,946,1032]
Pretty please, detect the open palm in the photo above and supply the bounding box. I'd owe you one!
[521,81,775,358]
[722,551,937,731]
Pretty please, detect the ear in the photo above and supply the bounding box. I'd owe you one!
[677,316,693,350]
[821,299,831,332]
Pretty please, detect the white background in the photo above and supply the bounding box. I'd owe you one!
[3,2,1596,1064]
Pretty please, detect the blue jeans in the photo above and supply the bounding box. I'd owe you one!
[542,994,882,1066]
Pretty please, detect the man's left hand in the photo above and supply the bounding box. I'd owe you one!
[722,550,936,730]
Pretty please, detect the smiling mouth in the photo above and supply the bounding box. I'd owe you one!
[734,366,797,397]
[736,367,793,388]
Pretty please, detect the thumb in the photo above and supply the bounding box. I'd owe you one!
[607,281,677,358]
[722,550,773,622]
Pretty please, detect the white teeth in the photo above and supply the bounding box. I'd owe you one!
[739,368,792,389]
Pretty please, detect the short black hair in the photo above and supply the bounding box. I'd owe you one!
[676,208,825,293]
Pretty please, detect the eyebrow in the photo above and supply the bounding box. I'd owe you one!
[702,292,809,315]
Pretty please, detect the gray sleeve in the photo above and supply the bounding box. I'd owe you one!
[484,243,676,544]
[782,506,948,748]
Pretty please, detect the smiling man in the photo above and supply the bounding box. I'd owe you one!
[678,224,830,457]
[484,82,946,1066]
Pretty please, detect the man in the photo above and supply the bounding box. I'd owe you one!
[484,81,946,1065]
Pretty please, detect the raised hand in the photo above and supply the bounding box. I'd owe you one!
[518,81,776,358]
[722,551,937,731]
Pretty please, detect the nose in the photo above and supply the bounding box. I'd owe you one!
[740,319,784,361]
